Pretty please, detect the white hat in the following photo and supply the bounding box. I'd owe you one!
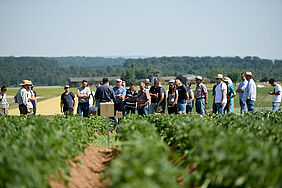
[116,79,122,82]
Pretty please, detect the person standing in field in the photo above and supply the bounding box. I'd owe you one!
[167,79,178,114]
[236,73,248,113]
[194,76,208,115]
[145,79,151,92]
[242,72,256,113]
[212,83,218,114]
[77,80,91,117]
[175,79,188,114]
[223,77,236,113]
[214,74,227,114]
[268,78,281,112]
[0,84,9,116]
[61,85,75,116]
[137,82,151,116]
[113,79,126,115]
[26,84,36,115]
[186,82,194,113]
[149,78,160,114]
[124,83,138,115]
[155,79,166,114]
[15,80,32,115]
[30,85,37,115]
[95,78,116,116]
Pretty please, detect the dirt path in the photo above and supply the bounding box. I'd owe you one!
[51,145,117,188]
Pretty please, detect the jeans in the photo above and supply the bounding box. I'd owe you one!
[138,106,148,116]
[215,103,226,114]
[124,105,136,115]
[246,99,255,113]
[196,98,205,115]
[239,99,247,112]
[273,102,280,112]
[186,102,194,113]
[77,103,89,117]
[149,103,157,114]
[177,103,186,113]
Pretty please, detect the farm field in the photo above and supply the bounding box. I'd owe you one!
[0,112,281,187]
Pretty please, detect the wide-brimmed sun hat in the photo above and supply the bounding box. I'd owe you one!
[145,79,150,83]
[216,74,223,79]
[245,72,253,77]
[223,77,230,82]
[195,76,202,80]
[20,80,32,86]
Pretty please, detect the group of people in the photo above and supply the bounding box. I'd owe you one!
[0,71,281,117]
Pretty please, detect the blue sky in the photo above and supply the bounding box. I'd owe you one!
[0,0,281,59]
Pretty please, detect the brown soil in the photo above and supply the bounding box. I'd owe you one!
[50,145,118,188]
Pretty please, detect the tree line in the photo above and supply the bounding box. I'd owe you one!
[0,56,281,86]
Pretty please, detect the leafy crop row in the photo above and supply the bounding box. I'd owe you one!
[0,115,114,188]
[107,119,189,188]
[116,112,282,188]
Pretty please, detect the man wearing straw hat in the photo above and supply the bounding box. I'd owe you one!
[194,76,208,115]
[242,72,256,112]
[14,80,32,115]
[214,74,227,114]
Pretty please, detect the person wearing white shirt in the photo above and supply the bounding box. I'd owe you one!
[268,79,281,112]
[214,74,227,114]
[242,72,256,112]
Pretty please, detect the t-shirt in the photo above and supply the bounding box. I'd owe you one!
[273,84,282,102]
[0,94,7,108]
[95,84,116,102]
[158,87,166,106]
[215,82,227,104]
[149,86,160,103]
[113,86,126,103]
[177,85,188,104]
[167,90,178,105]
[77,87,91,103]
[61,92,75,110]
[195,83,208,99]
[125,89,138,107]
[236,80,248,100]
[27,90,34,109]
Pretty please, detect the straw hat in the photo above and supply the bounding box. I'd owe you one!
[145,79,150,84]
[245,72,253,77]
[195,76,202,80]
[20,80,32,86]
[216,74,223,79]
[223,77,230,82]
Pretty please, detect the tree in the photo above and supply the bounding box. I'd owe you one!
[206,69,222,83]
[228,71,241,85]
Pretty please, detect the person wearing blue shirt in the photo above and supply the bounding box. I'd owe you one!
[113,79,126,114]
[236,73,248,113]
[223,77,236,113]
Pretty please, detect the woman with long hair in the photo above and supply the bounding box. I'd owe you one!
[167,80,178,114]
[186,82,194,113]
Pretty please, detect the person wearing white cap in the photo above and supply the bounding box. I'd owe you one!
[242,72,256,112]
[236,73,248,113]
[268,78,281,112]
[14,80,32,115]
[214,74,227,114]
[61,85,75,116]
[194,76,208,115]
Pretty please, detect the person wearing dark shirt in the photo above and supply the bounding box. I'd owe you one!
[124,83,138,115]
[149,78,160,114]
[31,86,37,115]
[155,79,166,114]
[175,79,188,114]
[95,78,116,116]
[61,85,75,116]
[212,83,217,114]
